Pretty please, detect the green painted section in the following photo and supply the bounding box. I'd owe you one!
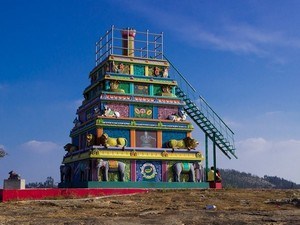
[133,105,153,119]
[129,83,134,94]
[149,85,154,96]
[133,65,145,76]
[181,162,191,172]
[153,85,162,96]
[62,181,209,189]
[134,84,149,95]
[118,82,130,93]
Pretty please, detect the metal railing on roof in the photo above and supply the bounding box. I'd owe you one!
[95,26,164,66]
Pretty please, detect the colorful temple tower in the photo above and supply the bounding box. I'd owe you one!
[59,26,236,188]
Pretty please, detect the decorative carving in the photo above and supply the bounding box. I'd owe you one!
[109,80,125,93]
[113,62,130,74]
[134,84,149,95]
[99,133,127,150]
[86,133,95,147]
[196,152,203,158]
[130,150,137,157]
[8,171,20,180]
[161,151,168,157]
[161,85,173,96]
[173,162,195,182]
[154,66,161,76]
[96,159,126,181]
[93,106,100,115]
[73,117,81,127]
[101,105,120,118]
[64,143,78,153]
[168,110,187,122]
[158,107,178,120]
[134,105,152,118]
[162,67,169,78]
[166,137,199,152]
[140,131,156,147]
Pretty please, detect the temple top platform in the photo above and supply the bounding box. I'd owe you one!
[95,26,165,67]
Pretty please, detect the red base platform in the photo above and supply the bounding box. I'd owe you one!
[0,188,148,202]
[209,182,222,189]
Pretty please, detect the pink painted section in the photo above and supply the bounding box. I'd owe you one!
[107,103,129,117]
[162,161,167,182]
[131,160,136,181]
[0,188,148,202]
[158,107,178,120]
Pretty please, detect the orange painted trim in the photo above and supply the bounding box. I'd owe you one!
[130,129,136,147]
[96,128,103,145]
[186,132,191,138]
[157,130,162,148]
[96,128,103,138]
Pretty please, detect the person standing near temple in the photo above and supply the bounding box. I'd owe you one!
[207,166,215,182]
[216,169,222,182]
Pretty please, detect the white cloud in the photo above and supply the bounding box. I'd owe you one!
[123,1,300,62]
[21,140,60,154]
[221,137,300,183]
[264,111,283,116]
[176,23,300,62]
[182,26,267,56]
[236,137,272,154]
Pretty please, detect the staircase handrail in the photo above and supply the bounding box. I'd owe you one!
[164,55,196,92]
[164,55,234,137]
[199,95,234,135]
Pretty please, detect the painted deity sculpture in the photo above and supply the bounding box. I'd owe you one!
[140,131,156,147]
[162,67,168,78]
[86,134,95,147]
[153,66,161,76]
[161,85,174,97]
[96,159,126,181]
[109,80,125,93]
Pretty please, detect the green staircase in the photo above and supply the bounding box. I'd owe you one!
[165,56,237,159]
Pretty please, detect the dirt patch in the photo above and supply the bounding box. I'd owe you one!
[0,189,299,224]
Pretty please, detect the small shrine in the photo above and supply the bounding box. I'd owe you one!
[3,171,25,190]
[59,26,236,188]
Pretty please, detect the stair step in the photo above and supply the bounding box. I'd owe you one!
[178,87,235,159]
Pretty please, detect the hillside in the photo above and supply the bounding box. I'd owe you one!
[24,169,300,189]
[220,169,300,189]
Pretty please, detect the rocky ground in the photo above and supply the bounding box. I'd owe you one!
[0,189,299,225]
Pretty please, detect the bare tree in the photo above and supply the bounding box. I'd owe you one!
[0,147,7,158]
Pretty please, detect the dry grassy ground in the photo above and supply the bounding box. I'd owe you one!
[0,189,299,225]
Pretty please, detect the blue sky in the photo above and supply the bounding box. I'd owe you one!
[1,0,300,185]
